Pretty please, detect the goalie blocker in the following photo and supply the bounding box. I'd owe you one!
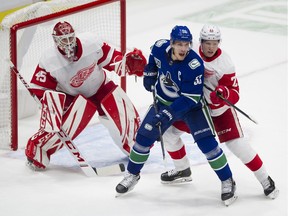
[26,81,140,169]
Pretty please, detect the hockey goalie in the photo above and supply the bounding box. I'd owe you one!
[25,21,146,170]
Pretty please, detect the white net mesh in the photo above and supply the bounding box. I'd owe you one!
[0,0,124,150]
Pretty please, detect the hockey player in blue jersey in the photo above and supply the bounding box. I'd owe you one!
[115,25,237,205]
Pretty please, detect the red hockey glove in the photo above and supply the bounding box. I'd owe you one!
[125,48,147,77]
[210,85,229,105]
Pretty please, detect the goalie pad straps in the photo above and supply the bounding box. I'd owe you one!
[40,90,66,132]
[100,86,140,155]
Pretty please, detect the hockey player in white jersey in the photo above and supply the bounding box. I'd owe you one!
[25,21,146,170]
[160,24,279,200]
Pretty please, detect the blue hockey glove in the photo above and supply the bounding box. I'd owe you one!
[143,71,157,92]
[153,107,174,127]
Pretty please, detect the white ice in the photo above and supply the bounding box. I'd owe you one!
[0,0,287,215]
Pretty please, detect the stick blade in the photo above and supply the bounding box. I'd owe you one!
[94,163,125,176]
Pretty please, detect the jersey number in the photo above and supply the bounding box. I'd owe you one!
[35,71,47,83]
[231,76,238,88]
[194,74,203,85]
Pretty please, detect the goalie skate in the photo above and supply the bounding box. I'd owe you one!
[161,167,192,184]
[221,177,237,206]
[115,173,140,197]
[26,159,45,171]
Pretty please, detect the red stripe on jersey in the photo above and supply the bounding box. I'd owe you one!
[98,42,122,71]
[209,73,240,110]
[30,65,58,98]
[218,73,239,104]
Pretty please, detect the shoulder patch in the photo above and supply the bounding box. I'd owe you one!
[154,57,161,68]
[189,59,201,70]
[155,39,168,48]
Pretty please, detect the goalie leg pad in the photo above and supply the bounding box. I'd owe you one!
[25,95,97,168]
[25,130,61,169]
[62,94,97,139]
[100,85,140,155]
[40,90,66,132]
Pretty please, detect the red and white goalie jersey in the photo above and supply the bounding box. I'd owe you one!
[30,32,121,99]
[25,28,144,169]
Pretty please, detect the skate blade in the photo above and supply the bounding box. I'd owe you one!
[223,194,238,206]
[115,186,135,198]
[161,177,192,185]
[115,192,124,198]
[267,188,279,199]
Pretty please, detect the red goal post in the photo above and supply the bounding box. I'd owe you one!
[0,0,126,150]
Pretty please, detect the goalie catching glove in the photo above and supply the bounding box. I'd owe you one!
[112,48,147,77]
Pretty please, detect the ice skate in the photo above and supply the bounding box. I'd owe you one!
[115,173,140,197]
[26,158,45,171]
[161,167,192,184]
[221,177,237,206]
[261,176,279,199]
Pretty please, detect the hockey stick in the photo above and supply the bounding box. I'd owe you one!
[10,62,125,176]
[151,86,166,160]
[204,84,258,124]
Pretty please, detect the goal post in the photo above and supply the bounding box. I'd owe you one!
[0,0,126,150]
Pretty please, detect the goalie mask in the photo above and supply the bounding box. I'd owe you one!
[52,21,77,61]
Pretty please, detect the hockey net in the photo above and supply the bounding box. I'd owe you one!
[0,0,126,150]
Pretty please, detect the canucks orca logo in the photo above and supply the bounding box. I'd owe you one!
[159,72,179,98]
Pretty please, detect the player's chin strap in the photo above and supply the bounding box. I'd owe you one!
[9,61,125,176]
[204,84,258,124]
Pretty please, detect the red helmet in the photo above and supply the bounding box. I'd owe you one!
[52,21,76,61]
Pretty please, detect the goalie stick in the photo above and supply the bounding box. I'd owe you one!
[204,84,258,124]
[10,62,125,176]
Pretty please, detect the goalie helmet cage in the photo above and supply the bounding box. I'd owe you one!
[0,0,126,151]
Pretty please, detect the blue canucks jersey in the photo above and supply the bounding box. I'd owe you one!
[145,39,205,118]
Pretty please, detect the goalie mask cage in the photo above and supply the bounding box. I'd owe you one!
[0,0,126,150]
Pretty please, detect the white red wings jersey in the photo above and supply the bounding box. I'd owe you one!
[194,45,239,116]
[30,32,121,99]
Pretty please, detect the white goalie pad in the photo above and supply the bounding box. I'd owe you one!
[62,95,97,139]
[40,90,66,132]
[27,94,97,168]
[99,86,140,155]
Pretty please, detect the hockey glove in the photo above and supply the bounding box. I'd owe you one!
[210,85,229,105]
[112,48,147,77]
[126,48,147,77]
[153,107,174,127]
[143,71,157,92]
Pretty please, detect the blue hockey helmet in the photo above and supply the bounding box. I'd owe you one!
[170,25,192,43]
